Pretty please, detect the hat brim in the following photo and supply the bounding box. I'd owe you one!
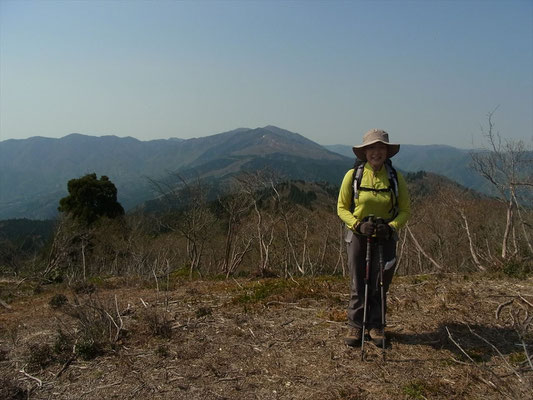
[352,140,400,161]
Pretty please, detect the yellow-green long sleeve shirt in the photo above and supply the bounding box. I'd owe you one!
[337,163,410,232]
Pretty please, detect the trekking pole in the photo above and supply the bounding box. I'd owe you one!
[377,219,387,361]
[361,215,374,361]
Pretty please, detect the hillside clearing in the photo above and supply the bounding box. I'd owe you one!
[1,275,532,399]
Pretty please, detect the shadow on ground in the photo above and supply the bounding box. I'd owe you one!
[388,322,528,362]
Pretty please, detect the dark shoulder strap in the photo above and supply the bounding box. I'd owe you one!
[350,160,365,212]
[385,159,399,218]
[385,159,399,199]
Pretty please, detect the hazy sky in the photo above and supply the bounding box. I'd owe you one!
[1,0,532,148]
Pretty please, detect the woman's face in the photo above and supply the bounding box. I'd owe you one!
[364,142,388,170]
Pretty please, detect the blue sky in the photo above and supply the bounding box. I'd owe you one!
[1,0,532,148]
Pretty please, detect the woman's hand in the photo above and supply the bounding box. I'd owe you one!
[356,221,376,236]
[376,223,391,239]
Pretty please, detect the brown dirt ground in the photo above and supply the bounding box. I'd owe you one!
[1,274,532,400]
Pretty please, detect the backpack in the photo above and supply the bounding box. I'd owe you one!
[350,159,399,219]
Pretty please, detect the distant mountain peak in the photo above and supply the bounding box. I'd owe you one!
[261,125,294,135]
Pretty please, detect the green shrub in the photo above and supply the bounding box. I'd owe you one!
[169,267,201,281]
[156,344,170,358]
[26,343,54,371]
[76,339,104,360]
[232,279,293,304]
[53,330,75,362]
[232,278,338,305]
[142,309,173,338]
[502,259,531,279]
[402,380,428,399]
[72,281,96,294]
[49,293,68,309]
[196,306,212,318]
[57,295,121,359]
[509,351,527,365]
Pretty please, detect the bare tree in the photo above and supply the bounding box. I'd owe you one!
[217,186,254,277]
[470,109,533,259]
[42,217,93,283]
[270,182,306,275]
[234,170,279,276]
[149,173,215,278]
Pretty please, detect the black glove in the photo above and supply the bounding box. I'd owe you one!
[356,220,376,236]
[376,223,392,239]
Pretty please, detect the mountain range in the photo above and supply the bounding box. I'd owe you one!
[0,125,497,220]
[0,126,350,219]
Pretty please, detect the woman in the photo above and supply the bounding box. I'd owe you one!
[337,129,410,347]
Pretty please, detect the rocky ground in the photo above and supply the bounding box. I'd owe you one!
[1,274,532,399]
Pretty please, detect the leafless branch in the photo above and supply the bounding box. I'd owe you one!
[496,300,514,320]
[446,326,476,363]
[19,367,43,387]
[458,207,485,271]
[407,225,444,271]
[0,298,11,309]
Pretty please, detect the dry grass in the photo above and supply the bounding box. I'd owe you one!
[0,274,531,399]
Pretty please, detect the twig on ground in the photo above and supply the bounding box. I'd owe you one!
[445,328,479,363]
[517,294,533,308]
[266,301,298,306]
[0,298,12,309]
[217,376,245,382]
[515,330,533,371]
[114,294,124,341]
[15,277,28,287]
[519,332,533,371]
[80,380,123,397]
[55,357,75,378]
[168,376,186,383]
[496,300,513,320]
[449,357,471,366]
[19,368,43,387]
[472,374,498,392]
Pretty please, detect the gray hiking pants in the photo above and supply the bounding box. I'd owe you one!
[345,231,397,330]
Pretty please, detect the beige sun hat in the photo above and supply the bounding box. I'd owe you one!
[352,129,400,161]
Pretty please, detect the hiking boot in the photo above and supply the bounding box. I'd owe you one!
[344,327,362,347]
[369,328,385,346]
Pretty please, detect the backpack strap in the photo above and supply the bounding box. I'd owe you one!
[385,159,399,199]
[385,159,399,218]
[350,161,365,213]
